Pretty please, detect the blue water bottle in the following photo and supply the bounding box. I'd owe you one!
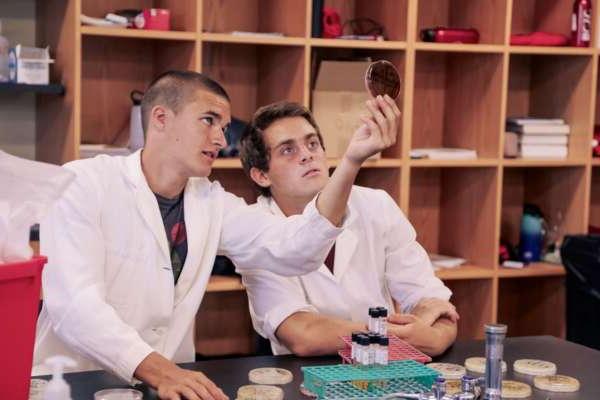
[519,204,543,263]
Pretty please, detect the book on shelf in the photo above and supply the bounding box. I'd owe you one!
[507,123,570,135]
[506,117,565,125]
[410,148,477,160]
[520,144,568,158]
[520,135,569,145]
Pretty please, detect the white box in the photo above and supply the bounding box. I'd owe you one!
[8,45,54,85]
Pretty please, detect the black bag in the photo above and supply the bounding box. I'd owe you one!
[560,235,600,350]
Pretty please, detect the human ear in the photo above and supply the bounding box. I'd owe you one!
[249,167,271,189]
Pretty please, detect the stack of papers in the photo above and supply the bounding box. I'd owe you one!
[410,148,477,160]
[429,254,467,270]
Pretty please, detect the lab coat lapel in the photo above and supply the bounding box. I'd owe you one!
[124,151,170,262]
[174,179,210,305]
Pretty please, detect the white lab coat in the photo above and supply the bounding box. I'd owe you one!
[241,186,452,355]
[32,151,341,382]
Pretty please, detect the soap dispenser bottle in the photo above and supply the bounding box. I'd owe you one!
[43,356,76,400]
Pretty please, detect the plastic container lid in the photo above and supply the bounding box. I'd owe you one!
[485,324,507,334]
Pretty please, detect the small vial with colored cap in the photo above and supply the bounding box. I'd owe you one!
[368,334,379,365]
[377,307,388,335]
[368,307,380,333]
[359,336,370,366]
[351,332,360,362]
[376,336,389,365]
[432,376,447,400]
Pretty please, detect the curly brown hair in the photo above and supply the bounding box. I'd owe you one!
[240,101,325,197]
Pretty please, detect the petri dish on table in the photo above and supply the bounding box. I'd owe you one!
[94,389,143,400]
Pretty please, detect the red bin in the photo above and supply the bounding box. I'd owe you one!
[0,256,46,399]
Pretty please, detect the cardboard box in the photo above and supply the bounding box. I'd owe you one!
[312,60,380,159]
[8,45,54,85]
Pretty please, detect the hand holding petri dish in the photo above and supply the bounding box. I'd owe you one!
[364,60,401,99]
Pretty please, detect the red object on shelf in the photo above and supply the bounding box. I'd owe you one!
[322,7,342,38]
[421,27,480,44]
[510,32,569,46]
[134,9,171,31]
[593,125,600,157]
[0,256,46,399]
[571,0,592,47]
[338,335,432,364]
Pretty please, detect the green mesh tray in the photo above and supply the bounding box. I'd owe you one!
[302,360,439,399]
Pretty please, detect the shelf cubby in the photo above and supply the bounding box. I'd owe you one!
[81,0,198,33]
[412,51,504,158]
[310,46,405,158]
[81,36,196,147]
[203,0,307,38]
[510,0,574,44]
[417,0,508,45]
[507,54,594,160]
[202,42,305,122]
[409,167,499,269]
[500,166,588,250]
[320,0,408,41]
[498,275,565,337]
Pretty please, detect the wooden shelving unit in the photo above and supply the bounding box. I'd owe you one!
[33,0,600,353]
[81,26,197,41]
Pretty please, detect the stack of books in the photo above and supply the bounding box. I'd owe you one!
[506,117,570,159]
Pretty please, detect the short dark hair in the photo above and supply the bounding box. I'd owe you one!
[240,101,325,197]
[141,70,230,134]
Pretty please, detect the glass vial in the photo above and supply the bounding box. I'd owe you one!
[368,307,380,333]
[377,307,388,335]
[350,332,360,362]
[376,336,389,365]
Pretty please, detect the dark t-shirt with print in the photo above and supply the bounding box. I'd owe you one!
[155,192,187,284]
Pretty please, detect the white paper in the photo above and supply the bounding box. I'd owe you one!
[0,150,74,263]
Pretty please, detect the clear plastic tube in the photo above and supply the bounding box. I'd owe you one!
[483,324,507,400]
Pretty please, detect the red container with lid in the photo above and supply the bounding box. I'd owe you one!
[0,256,46,399]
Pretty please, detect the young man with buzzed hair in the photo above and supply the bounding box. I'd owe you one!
[33,71,399,400]
[239,100,458,358]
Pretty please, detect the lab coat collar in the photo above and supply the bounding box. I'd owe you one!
[257,194,358,283]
